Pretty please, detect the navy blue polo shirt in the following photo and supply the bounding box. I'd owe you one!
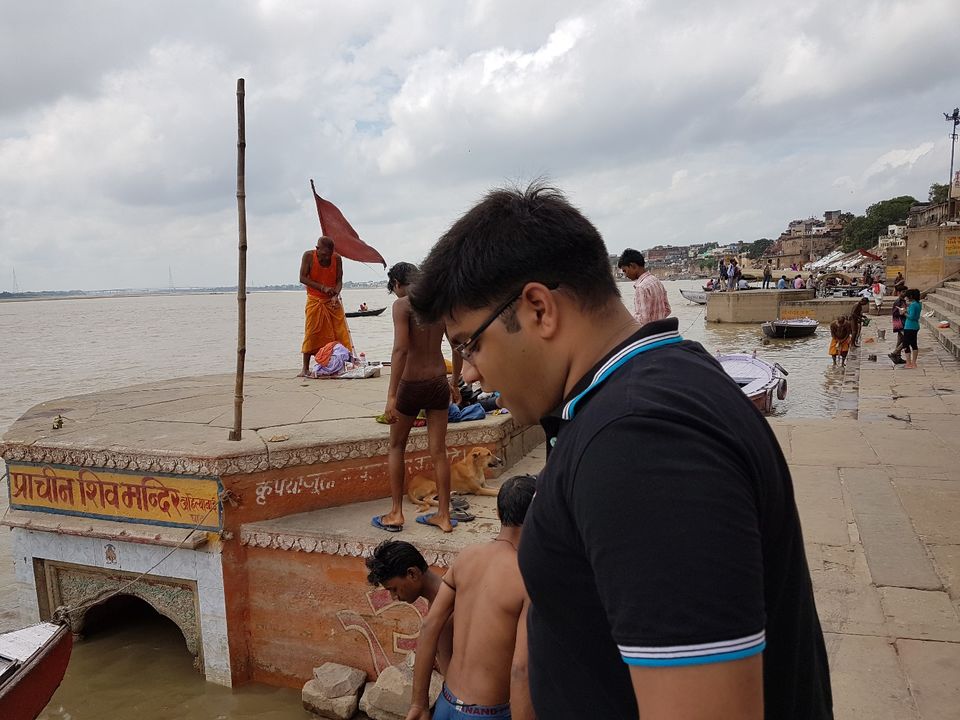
[518,318,832,719]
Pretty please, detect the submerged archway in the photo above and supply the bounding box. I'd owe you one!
[41,561,204,673]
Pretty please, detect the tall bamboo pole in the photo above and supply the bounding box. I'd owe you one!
[229,78,247,441]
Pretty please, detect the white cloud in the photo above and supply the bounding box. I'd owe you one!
[0,0,956,291]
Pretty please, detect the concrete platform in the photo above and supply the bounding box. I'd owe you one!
[0,370,530,477]
[705,288,862,323]
[1,368,543,688]
[772,327,960,719]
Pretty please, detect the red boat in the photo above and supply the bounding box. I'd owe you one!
[0,622,73,720]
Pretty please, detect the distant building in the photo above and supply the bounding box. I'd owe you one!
[878,225,906,250]
[765,210,845,269]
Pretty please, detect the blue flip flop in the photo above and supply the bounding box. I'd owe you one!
[372,515,403,533]
[416,513,458,528]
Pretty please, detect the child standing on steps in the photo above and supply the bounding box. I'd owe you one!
[902,288,922,369]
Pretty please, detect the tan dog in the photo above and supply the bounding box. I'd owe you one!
[407,447,504,511]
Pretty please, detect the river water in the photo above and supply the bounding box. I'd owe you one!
[0,282,848,718]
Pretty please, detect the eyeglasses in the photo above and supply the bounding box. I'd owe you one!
[453,283,558,361]
[454,292,523,361]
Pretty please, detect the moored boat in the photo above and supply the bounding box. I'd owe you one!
[716,352,788,414]
[345,307,386,318]
[0,622,73,720]
[680,289,709,304]
[761,317,819,339]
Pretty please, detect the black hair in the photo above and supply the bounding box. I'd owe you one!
[617,249,645,268]
[408,182,619,323]
[906,288,920,301]
[387,262,418,295]
[497,474,537,527]
[365,540,427,586]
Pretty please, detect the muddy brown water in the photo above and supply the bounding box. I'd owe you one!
[0,283,855,717]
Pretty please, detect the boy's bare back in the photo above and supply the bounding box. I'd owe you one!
[444,542,526,706]
[393,296,448,381]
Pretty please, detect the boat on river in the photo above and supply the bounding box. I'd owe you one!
[345,307,386,318]
[716,353,788,415]
[680,289,709,304]
[761,318,819,339]
[0,622,73,720]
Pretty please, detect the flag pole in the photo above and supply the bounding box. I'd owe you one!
[229,78,247,441]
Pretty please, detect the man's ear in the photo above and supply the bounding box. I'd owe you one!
[407,567,422,581]
[520,282,560,339]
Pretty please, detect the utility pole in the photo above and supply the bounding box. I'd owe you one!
[945,107,959,206]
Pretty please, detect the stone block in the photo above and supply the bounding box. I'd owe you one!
[312,662,367,699]
[303,678,360,720]
[824,633,919,720]
[359,662,442,719]
[359,681,402,720]
[895,639,960,720]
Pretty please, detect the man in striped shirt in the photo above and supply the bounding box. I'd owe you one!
[618,249,672,326]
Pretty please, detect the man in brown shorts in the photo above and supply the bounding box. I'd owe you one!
[374,262,462,534]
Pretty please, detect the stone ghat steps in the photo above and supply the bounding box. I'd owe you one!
[934,283,960,305]
[923,290,960,360]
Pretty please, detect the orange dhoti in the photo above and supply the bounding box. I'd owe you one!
[302,294,353,355]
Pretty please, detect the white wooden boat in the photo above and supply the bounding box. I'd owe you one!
[761,317,819,339]
[680,289,709,304]
[716,353,788,414]
[0,622,73,720]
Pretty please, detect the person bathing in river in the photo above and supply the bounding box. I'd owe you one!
[829,315,852,367]
[374,262,462,534]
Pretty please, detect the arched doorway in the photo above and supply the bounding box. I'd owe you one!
[39,561,204,673]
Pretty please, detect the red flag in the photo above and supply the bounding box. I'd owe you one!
[310,180,386,266]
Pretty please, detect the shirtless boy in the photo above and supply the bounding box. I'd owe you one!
[374,262,462,533]
[405,475,536,720]
[366,540,453,673]
[830,315,852,367]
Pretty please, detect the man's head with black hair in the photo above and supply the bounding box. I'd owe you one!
[497,474,537,527]
[365,540,429,603]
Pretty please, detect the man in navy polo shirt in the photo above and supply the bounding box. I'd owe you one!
[409,182,833,720]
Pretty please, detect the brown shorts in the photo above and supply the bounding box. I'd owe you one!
[396,375,450,417]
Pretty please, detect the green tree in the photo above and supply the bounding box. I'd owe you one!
[929,183,948,204]
[841,195,916,251]
[747,237,774,259]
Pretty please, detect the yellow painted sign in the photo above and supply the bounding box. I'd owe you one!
[886,265,905,278]
[946,235,960,258]
[779,307,812,320]
[8,463,221,531]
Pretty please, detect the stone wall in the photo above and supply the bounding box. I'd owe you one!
[779,298,862,323]
[900,226,960,290]
[706,289,814,323]
[240,548,420,688]
[10,528,232,685]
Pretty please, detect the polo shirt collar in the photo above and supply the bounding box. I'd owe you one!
[542,318,682,426]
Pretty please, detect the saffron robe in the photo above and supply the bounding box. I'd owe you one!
[302,251,353,354]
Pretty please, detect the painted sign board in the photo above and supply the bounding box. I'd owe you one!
[7,462,222,531]
[886,265,905,278]
[945,235,960,258]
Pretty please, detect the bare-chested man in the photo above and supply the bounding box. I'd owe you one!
[405,475,536,720]
[366,540,453,674]
[299,236,353,376]
[373,262,462,534]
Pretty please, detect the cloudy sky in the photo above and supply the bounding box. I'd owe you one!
[1,0,956,291]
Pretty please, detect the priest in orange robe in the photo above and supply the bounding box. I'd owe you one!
[299,236,354,375]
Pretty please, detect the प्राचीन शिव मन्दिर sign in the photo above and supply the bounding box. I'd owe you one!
[7,462,222,532]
